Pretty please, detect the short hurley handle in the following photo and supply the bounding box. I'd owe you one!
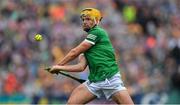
[44,67,86,83]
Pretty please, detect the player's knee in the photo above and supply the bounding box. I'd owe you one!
[67,99,74,105]
[67,98,78,105]
[112,90,134,104]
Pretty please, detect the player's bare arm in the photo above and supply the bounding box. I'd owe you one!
[58,40,92,66]
[50,54,87,73]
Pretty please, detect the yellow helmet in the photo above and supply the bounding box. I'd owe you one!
[80,8,102,21]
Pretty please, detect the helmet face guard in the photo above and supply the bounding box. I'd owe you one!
[80,8,102,22]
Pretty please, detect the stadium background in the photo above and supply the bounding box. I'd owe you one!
[0,0,180,104]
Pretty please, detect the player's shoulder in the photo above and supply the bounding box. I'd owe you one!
[93,25,105,31]
[88,25,107,35]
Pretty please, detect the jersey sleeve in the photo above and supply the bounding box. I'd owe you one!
[85,30,101,45]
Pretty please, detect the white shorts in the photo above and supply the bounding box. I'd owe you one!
[84,72,126,100]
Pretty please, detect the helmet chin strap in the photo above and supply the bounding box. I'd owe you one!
[93,17,99,25]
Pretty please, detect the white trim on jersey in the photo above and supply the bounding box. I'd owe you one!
[87,34,97,40]
[84,39,95,45]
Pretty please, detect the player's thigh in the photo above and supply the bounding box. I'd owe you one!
[67,84,96,104]
[112,90,134,104]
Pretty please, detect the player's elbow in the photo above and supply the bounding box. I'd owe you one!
[78,67,85,72]
[72,66,84,72]
[80,66,86,72]
[77,64,86,72]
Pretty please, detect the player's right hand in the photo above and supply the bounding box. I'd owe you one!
[49,65,61,74]
[44,66,58,74]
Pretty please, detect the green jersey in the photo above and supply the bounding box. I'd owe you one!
[84,25,119,82]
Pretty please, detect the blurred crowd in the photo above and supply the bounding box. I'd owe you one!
[0,0,180,104]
